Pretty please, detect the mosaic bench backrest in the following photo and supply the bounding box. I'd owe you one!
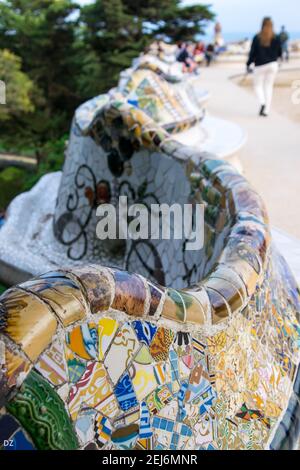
[117,68,202,134]
[53,98,250,289]
[134,54,183,83]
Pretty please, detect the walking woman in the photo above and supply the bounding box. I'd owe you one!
[247,17,282,117]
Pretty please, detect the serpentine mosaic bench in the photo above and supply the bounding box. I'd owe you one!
[118,57,246,162]
[116,68,204,134]
[0,120,300,449]
[0,52,299,450]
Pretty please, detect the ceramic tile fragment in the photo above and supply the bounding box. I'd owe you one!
[148,282,164,316]
[139,401,152,438]
[98,317,119,361]
[133,344,153,365]
[4,429,36,450]
[71,267,112,313]
[35,341,67,386]
[111,270,146,317]
[104,323,139,383]
[68,361,118,421]
[75,409,96,445]
[111,423,139,449]
[0,289,57,361]
[132,320,157,346]
[7,370,79,450]
[129,362,157,401]
[149,327,174,362]
[115,372,139,412]
[66,323,98,361]
[146,385,173,415]
[64,346,86,383]
[113,408,140,428]
[94,413,113,448]
[153,362,166,385]
[22,272,87,326]
[4,344,31,389]
[0,414,19,443]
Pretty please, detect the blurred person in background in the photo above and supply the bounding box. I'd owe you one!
[247,17,282,117]
[193,41,205,64]
[279,26,290,62]
[205,43,215,67]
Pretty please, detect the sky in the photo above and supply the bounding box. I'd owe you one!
[79,0,300,36]
[184,0,300,35]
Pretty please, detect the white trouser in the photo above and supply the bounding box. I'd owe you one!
[254,61,278,114]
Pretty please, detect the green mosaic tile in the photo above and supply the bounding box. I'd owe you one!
[7,370,79,450]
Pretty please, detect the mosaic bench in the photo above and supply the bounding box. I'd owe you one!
[0,238,300,450]
[0,102,300,449]
[117,59,246,163]
[0,55,299,450]
[0,94,240,284]
[0,54,245,284]
[53,99,232,289]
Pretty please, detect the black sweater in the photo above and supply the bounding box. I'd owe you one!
[247,34,282,67]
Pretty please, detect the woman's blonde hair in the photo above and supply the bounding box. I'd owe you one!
[259,17,275,47]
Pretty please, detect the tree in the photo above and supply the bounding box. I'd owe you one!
[0,0,215,142]
[156,4,216,41]
[0,49,34,121]
[81,0,215,91]
[0,0,81,139]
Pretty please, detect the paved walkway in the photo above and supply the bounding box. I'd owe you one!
[198,61,300,239]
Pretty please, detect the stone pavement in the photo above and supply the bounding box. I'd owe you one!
[197,61,300,238]
[196,61,300,282]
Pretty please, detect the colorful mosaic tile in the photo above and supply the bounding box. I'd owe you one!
[6,370,78,450]
[146,385,173,415]
[129,362,158,401]
[75,409,96,446]
[94,413,113,448]
[149,327,175,362]
[115,372,139,412]
[68,361,118,421]
[35,341,67,386]
[98,317,118,361]
[0,289,57,361]
[3,429,36,451]
[104,323,139,383]
[132,320,157,346]
[111,423,139,449]
[1,277,300,450]
[21,272,87,327]
[66,323,98,361]
[64,346,86,383]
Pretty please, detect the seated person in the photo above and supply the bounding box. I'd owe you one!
[176,42,197,73]
[193,41,205,63]
[205,43,215,67]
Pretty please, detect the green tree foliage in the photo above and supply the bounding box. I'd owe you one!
[0,166,30,209]
[157,4,216,41]
[0,0,214,209]
[0,49,34,121]
[0,0,214,140]
[81,0,214,88]
[0,283,7,294]
[0,0,81,139]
